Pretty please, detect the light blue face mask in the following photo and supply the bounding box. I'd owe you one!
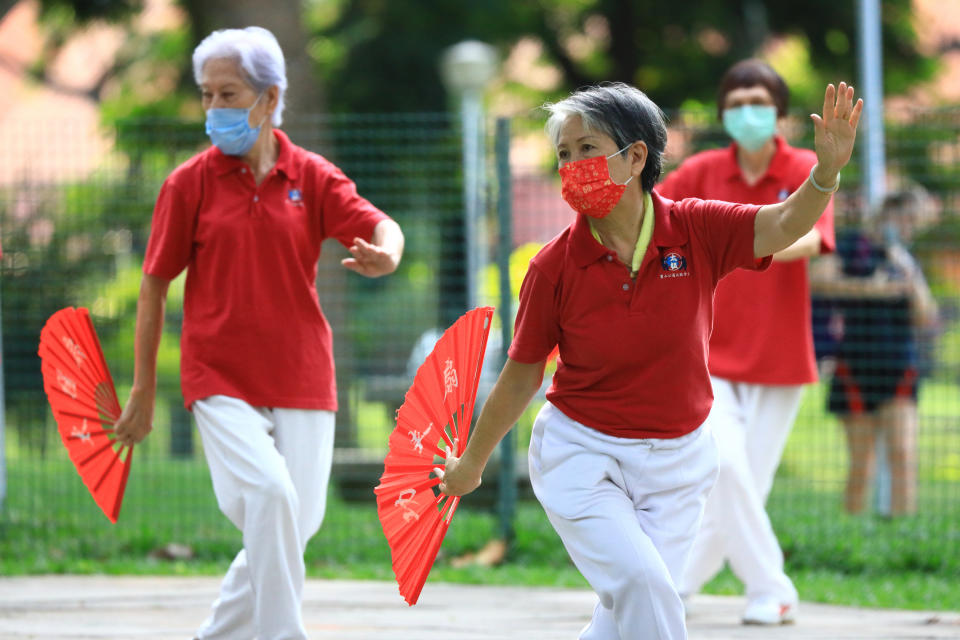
[205,93,265,156]
[722,105,777,152]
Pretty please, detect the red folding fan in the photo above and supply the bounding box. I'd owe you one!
[375,306,495,605]
[38,307,129,523]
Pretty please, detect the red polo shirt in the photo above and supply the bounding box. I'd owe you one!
[658,136,835,385]
[508,191,769,439]
[144,129,389,410]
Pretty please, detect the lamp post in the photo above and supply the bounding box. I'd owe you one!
[858,0,886,213]
[440,40,498,313]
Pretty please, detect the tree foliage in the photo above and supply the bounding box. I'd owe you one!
[12,0,938,117]
[0,0,140,24]
[310,0,937,113]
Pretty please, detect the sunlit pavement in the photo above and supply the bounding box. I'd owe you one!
[0,576,957,639]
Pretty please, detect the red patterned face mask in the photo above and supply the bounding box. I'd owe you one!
[559,146,635,219]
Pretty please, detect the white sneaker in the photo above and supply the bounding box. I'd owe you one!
[742,597,797,625]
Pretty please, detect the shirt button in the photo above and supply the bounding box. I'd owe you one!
[622,283,629,291]
[253,195,259,202]
[240,168,247,173]
[607,255,613,261]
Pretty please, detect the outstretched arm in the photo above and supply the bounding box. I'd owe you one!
[754,82,863,258]
[114,273,170,447]
[437,357,547,496]
[341,218,404,277]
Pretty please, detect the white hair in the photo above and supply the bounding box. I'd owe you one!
[192,26,287,126]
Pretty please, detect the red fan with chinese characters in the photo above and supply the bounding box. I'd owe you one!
[375,306,495,605]
[38,307,129,523]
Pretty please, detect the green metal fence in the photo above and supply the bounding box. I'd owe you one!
[1,108,958,581]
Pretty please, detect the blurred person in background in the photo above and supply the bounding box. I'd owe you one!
[113,26,404,640]
[439,80,861,640]
[810,188,938,517]
[658,59,835,626]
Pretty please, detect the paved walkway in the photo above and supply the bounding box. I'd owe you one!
[1,576,958,639]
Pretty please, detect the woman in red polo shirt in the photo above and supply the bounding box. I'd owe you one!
[113,27,404,640]
[439,81,860,640]
[657,59,833,626]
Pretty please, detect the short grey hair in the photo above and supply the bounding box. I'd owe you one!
[192,26,287,126]
[544,82,667,192]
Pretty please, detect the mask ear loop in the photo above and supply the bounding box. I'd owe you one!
[607,143,637,187]
[248,92,271,129]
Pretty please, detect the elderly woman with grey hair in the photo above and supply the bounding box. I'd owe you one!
[439,81,861,639]
[113,26,404,640]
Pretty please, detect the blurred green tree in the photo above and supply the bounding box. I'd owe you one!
[309,0,936,113]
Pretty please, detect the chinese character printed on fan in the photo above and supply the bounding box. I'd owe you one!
[443,359,458,398]
[61,336,87,368]
[71,419,93,446]
[409,424,432,454]
[394,488,420,522]
[57,369,78,399]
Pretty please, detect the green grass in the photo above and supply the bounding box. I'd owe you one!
[1,457,957,611]
[2,380,958,612]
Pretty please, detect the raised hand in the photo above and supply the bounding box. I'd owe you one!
[810,82,864,177]
[341,236,400,277]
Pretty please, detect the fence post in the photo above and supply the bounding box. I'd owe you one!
[494,117,516,547]
[0,282,6,512]
[857,0,892,517]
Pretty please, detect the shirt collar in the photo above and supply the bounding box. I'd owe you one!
[570,214,608,268]
[210,129,299,181]
[649,190,688,247]
[570,191,686,268]
[722,134,790,184]
[587,192,655,274]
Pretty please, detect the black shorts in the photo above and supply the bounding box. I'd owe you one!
[828,360,918,415]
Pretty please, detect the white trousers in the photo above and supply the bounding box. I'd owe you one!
[192,395,335,640]
[528,402,718,640]
[679,377,803,604]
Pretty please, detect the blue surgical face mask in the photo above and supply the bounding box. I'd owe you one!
[205,93,266,156]
[722,105,777,152]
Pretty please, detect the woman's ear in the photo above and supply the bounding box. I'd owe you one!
[265,85,280,119]
[630,141,648,178]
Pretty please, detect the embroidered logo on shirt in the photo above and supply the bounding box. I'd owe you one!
[659,248,690,279]
[287,188,304,206]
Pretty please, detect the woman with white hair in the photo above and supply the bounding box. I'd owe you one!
[439,80,861,640]
[113,26,404,639]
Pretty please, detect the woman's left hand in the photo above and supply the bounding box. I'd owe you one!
[341,237,400,277]
[810,82,864,177]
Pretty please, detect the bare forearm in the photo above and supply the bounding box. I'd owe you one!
[115,274,169,446]
[372,218,404,265]
[755,167,836,257]
[757,81,862,258]
[461,359,544,469]
[132,274,170,395]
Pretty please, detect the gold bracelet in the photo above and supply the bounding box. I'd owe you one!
[809,165,840,194]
